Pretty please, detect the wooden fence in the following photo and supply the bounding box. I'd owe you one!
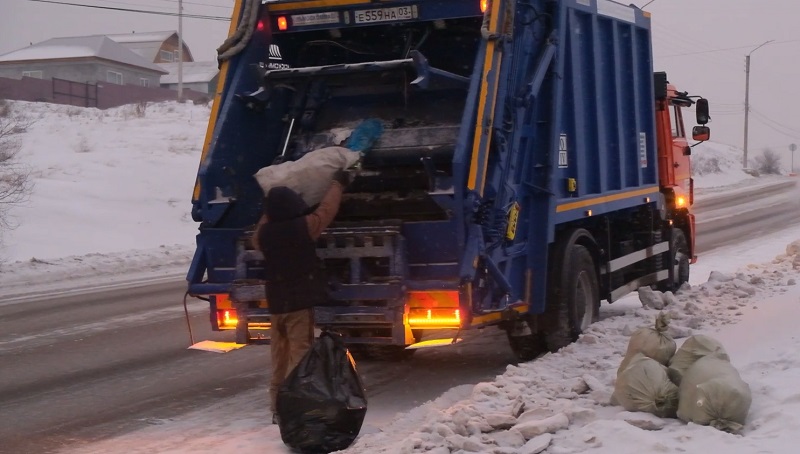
[0,76,211,109]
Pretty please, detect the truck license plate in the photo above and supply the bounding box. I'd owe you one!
[354,6,417,24]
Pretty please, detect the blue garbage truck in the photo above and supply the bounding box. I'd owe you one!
[186,0,710,360]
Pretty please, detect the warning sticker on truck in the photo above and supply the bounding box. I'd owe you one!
[639,132,648,168]
[558,134,568,168]
[597,0,636,23]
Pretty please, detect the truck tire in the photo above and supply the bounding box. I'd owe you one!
[659,228,690,292]
[543,243,600,352]
[505,315,545,362]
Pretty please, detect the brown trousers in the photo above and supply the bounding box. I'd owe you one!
[270,308,314,412]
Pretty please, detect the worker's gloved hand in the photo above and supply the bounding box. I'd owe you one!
[332,169,352,187]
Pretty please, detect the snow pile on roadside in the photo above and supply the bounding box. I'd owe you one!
[343,240,800,454]
[691,141,755,190]
[0,100,208,264]
[0,245,194,298]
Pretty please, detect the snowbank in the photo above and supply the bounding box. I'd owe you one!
[0,100,208,263]
[343,241,800,454]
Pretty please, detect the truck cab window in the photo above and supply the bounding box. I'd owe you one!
[670,105,685,138]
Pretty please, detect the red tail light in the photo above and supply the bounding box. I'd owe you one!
[217,309,238,329]
[408,308,461,327]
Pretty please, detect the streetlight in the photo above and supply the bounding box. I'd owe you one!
[742,39,774,169]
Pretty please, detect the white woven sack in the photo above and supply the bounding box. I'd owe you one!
[618,312,676,375]
[612,353,679,418]
[677,356,751,433]
[668,334,730,386]
[254,146,360,206]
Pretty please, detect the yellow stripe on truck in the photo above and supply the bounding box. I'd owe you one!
[267,0,370,12]
[467,0,504,195]
[193,0,246,201]
[555,187,660,213]
[470,304,529,327]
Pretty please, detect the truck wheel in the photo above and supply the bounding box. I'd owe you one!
[505,316,545,362]
[543,244,600,352]
[659,228,690,292]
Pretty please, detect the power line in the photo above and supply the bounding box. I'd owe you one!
[87,0,178,12]
[660,39,800,58]
[28,0,230,20]
[709,110,745,117]
[749,107,800,137]
[652,23,742,70]
[750,117,800,141]
[750,106,800,135]
[152,0,232,9]
[749,114,800,140]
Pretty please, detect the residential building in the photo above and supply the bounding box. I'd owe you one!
[159,61,219,94]
[0,36,167,87]
[107,31,194,63]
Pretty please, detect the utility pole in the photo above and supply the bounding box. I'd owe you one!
[742,39,774,169]
[178,0,184,101]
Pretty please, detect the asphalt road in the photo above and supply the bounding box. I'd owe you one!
[0,283,516,453]
[694,179,800,253]
[1,179,797,454]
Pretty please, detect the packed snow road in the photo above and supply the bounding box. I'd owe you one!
[0,284,517,453]
[0,179,797,454]
[694,179,799,253]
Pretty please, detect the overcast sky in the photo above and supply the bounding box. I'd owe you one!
[1,0,799,168]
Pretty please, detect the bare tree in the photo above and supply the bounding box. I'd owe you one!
[0,100,34,233]
[754,148,782,175]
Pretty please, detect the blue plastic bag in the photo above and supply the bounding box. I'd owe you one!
[345,119,384,152]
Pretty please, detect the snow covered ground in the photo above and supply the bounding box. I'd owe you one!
[0,100,778,297]
[53,231,800,454]
[0,101,203,297]
[1,101,799,453]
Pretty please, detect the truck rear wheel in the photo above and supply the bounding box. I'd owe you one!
[659,228,689,292]
[505,316,545,362]
[543,243,600,352]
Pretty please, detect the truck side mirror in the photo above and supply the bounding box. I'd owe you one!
[695,98,709,125]
[692,125,710,142]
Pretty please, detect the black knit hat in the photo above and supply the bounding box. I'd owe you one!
[264,186,309,222]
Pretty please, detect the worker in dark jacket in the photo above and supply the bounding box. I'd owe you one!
[254,169,351,423]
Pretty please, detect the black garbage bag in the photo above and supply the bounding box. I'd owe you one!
[276,330,367,453]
